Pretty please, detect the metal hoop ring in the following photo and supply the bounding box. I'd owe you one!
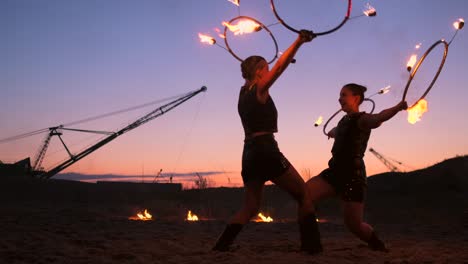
[270,0,352,36]
[322,98,375,136]
[223,16,279,64]
[402,39,449,108]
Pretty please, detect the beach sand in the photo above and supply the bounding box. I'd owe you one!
[1,172,467,264]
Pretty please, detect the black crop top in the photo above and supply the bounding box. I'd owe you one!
[238,85,278,136]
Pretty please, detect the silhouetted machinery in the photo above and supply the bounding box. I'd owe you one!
[27,86,207,179]
[368,147,402,172]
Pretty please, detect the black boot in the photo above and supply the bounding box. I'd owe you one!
[367,231,388,252]
[212,223,243,251]
[299,213,323,254]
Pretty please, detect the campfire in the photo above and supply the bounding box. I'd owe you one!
[129,209,152,221]
[186,210,199,221]
[253,212,273,222]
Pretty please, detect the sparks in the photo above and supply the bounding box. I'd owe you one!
[407,99,428,124]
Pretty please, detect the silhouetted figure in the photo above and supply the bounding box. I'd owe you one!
[213,30,322,254]
[306,83,408,252]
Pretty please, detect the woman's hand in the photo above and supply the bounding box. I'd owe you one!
[299,30,316,43]
[397,101,408,111]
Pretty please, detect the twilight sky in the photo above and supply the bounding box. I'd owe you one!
[1,0,467,187]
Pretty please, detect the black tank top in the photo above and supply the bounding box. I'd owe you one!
[238,85,278,136]
[331,112,371,161]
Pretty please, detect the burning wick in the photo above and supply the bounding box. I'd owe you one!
[378,85,391,94]
[454,18,465,30]
[227,0,239,6]
[223,20,261,35]
[314,116,323,127]
[363,3,377,17]
[407,54,417,72]
[198,33,216,45]
[407,99,428,124]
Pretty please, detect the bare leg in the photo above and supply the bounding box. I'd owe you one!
[306,175,336,211]
[229,180,264,224]
[342,201,373,241]
[342,201,388,251]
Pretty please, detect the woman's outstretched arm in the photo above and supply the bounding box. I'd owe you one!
[359,101,408,129]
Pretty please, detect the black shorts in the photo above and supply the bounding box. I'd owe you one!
[241,134,291,184]
[319,159,367,202]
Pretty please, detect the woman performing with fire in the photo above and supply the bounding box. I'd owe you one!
[212,30,321,254]
[306,83,408,252]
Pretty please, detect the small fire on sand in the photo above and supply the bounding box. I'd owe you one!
[254,212,273,222]
[407,99,428,124]
[187,210,199,221]
[129,209,152,221]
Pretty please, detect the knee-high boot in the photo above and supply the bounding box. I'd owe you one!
[299,213,323,254]
[212,223,243,251]
[367,231,388,252]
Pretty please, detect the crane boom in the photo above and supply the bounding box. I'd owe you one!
[368,147,401,172]
[39,86,207,179]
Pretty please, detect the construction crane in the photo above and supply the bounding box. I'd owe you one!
[368,147,402,172]
[32,86,207,179]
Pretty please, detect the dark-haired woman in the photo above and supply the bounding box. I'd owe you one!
[306,83,408,252]
[212,30,322,254]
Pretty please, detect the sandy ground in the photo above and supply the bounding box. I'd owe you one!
[1,191,467,264]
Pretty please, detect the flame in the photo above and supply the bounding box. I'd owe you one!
[407,99,428,124]
[198,33,216,45]
[406,54,417,72]
[363,3,376,17]
[378,85,391,94]
[187,210,199,221]
[129,209,152,221]
[453,18,465,30]
[254,212,273,222]
[415,43,422,49]
[214,28,225,39]
[314,116,323,127]
[222,20,261,35]
[227,0,239,6]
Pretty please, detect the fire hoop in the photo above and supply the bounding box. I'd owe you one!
[270,0,352,36]
[223,16,279,64]
[402,39,449,108]
[322,98,375,136]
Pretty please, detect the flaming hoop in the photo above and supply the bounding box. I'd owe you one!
[322,98,375,136]
[270,0,352,36]
[223,16,279,64]
[402,39,449,108]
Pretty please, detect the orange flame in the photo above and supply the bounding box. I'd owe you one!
[406,54,417,72]
[407,99,428,124]
[129,209,152,221]
[314,116,323,127]
[363,3,376,17]
[453,18,465,30]
[227,0,240,6]
[222,20,261,35]
[198,33,216,45]
[254,212,273,222]
[187,210,199,221]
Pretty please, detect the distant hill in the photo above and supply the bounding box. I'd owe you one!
[368,155,468,193]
